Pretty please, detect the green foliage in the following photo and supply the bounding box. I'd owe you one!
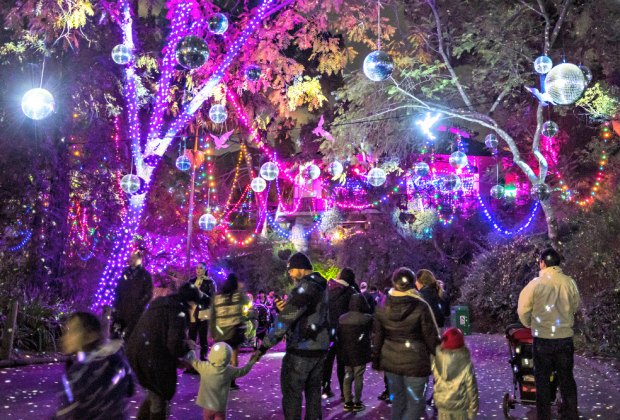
[576,82,620,120]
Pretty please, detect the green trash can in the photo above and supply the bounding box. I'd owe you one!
[450,305,471,336]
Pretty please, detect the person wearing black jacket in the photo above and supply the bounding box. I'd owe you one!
[255,252,330,420]
[188,262,217,361]
[372,267,441,420]
[415,269,446,328]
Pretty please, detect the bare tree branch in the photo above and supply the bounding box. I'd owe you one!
[550,0,573,48]
[489,85,512,114]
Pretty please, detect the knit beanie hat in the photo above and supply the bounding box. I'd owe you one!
[338,267,356,286]
[208,342,232,367]
[442,327,465,350]
[391,267,415,291]
[287,252,313,270]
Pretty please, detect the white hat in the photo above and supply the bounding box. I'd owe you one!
[360,282,368,292]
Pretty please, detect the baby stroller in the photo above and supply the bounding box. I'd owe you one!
[502,323,557,418]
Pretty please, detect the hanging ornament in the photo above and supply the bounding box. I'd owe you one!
[439,174,461,192]
[135,177,148,195]
[533,55,553,74]
[541,120,559,138]
[414,176,431,189]
[449,151,468,169]
[143,155,159,167]
[21,88,55,120]
[208,13,229,34]
[531,183,551,201]
[414,162,430,177]
[490,184,505,199]
[363,51,394,82]
[260,162,279,181]
[209,104,227,124]
[198,213,217,231]
[544,63,587,105]
[579,65,592,85]
[327,161,343,178]
[244,64,262,82]
[120,174,141,194]
[367,168,387,187]
[176,155,192,171]
[484,133,499,149]
[251,177,267,192]
[111,44,132,65]
[176,36,210,69]
[304,164,321,180]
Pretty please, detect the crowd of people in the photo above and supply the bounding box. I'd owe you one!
[54,247,580,420]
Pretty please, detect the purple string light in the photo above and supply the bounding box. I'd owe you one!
[477,195,540,235]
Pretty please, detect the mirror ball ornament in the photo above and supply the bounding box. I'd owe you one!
[531,183,551,201]
[143,155,159,167]
[244,65,262,82]
[367,168,387,187]
[304,164,321,180]
[485,133,499,149]
[544,63,587,105]
[490,184,505,199]
[251,177,267,193]
[120,174,141,194]
[579,65,592,85]
[449,151,468,170]
[112,44,132,65]
[541,120,559,138]
[363,51,394,82]
[209,104,228,124]
[260,162,279,181]
[534,55,553,74]
[208,13,229,34]
[414,162,430,177]
[199,213,217,231]
[22,88,55,120]
[176,155,192,171]
[440,174,461,192]
[176,36,210,69]
[328,161,343,178]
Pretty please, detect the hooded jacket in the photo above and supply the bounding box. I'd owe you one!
[113,265,153,338]
[261,272,330,356]
[372,289,441,377]
[126,295,191,400]
[191,342,255,412]
[55,340,134,420]
[432,346,479,419]
[337,294,373,366]
[328,279,357,330]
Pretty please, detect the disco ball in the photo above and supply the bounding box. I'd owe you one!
[541,120,559,138]
[208,13,229,35]
[260,162,279,181]
[120,174,141,194]
[544,63,586,105]
[143,155,159,167]
[21,88,55,120]
[363,51,394,82]
[579,65,592,85]
[244,64,262,82]
[485,133,499,149]
[327,161,343,178]
[531,183,551,201]
[449,151,468,170]
[135,177,148,195]
[176,36,210,69]
[305,164,321,180]
[112,44,132,65]
[414,162,430,177]
[367,168,387,187]
[439,174,461,192]
[199,213,217,231]
[534,55,553,74]
[490,184,505,199]
[209,104,227,124]
[176,155,192,171]
[251,177,267,192]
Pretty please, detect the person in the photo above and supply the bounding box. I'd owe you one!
[254,252,330,420]
[55,312,134,420]
[189,262,217,361]
[337,294,373,413]
[432,327,479,420]
[112,251,153,340]
[518,248,580,420]
[210,273,249,390]
[322,267,358,399]
[359,281,377,314]
[126,282,202,420]
[372,267,441,420]
[416,269,446,328]
[254,292,272,348]
[188,342,260,420]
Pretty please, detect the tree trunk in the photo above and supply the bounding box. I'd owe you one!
[539,199,559,247]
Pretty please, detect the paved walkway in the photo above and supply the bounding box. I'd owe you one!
[0,334,619,419]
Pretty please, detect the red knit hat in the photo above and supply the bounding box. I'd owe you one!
[441,327,465,350]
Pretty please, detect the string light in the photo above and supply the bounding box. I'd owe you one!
[6,230,32,252]
[477,195,540,235]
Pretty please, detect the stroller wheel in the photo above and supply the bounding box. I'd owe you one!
[502,393,511,418]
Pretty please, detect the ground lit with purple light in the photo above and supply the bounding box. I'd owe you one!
[1,336,619,420]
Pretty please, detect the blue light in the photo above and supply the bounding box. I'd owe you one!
[477,195,539,235]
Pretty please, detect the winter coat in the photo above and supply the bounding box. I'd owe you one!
[254,302,271,335]
[126,295,191,400]
[360,291,376,314]
[328,279,357,333]
[372,289,441,377]
[190,276,217,322]
[261,272,330,356]
[419,285,446,328]
[113,265,153,337]
[210,291,248,344]
[56,340,134,420]
[432,346,479,420]
[337,294,373,366]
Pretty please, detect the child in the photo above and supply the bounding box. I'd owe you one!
[190,341,259,419]
[432,328,479,420]
[337,294,373,412]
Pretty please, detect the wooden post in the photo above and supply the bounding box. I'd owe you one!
[0,300,19,360]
